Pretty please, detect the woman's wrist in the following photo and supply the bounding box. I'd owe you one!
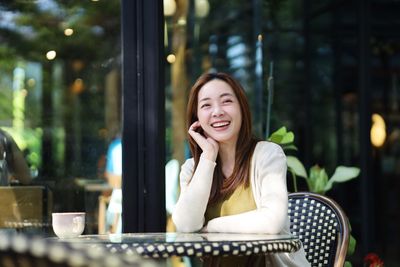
[201,152,217,162]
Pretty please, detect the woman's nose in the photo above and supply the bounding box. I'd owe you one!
[212,105,224,117]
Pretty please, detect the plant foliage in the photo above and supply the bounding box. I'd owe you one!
[268,126,360,266]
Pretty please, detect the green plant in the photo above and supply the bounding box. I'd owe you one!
[268,127,360,193]
[268,126,359,266]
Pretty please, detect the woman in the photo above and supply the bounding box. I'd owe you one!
[172,72,310,266]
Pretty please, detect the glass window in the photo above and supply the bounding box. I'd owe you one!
[163,3,308,265]
[0,1,121,235]
[164,0,305,190]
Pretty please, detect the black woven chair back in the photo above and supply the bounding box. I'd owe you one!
[288,192,350,267]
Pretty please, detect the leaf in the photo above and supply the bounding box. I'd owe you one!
[271,126,288,136]
[287,156,307,178]
[347,234,356,256]
[330,166,360,182]
[344,261,352,267]
[268,127,296,147]
[280,131,295,144]
[267,127,287,143]
[309,165,329,194]
[268,134,282,144]
[324,166,360,192]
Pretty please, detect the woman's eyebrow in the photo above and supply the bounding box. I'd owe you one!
[199,97,210,103]
[220,93,234,98]
[199,93,234,103]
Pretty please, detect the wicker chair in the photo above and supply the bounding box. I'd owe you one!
[288,192,350,267]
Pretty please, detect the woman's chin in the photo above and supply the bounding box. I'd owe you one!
[210,135,236,144]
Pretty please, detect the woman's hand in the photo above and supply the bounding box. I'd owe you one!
[188,121,219,162]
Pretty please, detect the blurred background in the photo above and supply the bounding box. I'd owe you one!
[0,0,399,265]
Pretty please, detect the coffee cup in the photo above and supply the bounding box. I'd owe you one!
[52,212,85,239]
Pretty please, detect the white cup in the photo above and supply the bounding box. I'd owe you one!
[52,212,85,239]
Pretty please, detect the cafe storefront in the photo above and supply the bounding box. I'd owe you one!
[1,0,400,265]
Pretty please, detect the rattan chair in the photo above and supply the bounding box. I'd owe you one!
[288,192,350,267]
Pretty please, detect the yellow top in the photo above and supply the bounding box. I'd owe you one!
[205,184,256,222]
[204,185,265,266]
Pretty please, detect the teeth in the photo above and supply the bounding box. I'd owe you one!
[212,122,229,127]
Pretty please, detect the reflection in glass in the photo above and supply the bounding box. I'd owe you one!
[0,1,121,234]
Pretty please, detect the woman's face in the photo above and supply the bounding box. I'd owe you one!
[196,79,242,145]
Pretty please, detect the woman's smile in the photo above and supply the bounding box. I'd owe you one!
[211,120,231,130]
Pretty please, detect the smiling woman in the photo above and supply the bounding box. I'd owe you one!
[172,72,310,267]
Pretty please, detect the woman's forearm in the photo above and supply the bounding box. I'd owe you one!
[205,203,286,234]
[172,156,216,232]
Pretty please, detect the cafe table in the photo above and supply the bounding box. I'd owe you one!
[53,232,302,259]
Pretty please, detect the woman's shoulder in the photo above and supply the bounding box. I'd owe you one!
[252,141,286,167]
[254,141,285,156]
[252,141,287,172]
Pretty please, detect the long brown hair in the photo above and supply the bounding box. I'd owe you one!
[186,72,260,204]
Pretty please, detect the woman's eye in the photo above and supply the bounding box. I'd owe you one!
[223,99,233,104]
[200,103,210,109]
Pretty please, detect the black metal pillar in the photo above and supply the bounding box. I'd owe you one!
[333,3,343,165]
[252,0,263,137]
[121,0,166,232]
[302,0,312,169]
[358,0,373,254]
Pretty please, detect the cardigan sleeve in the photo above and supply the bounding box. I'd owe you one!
[206,142,288,234]
[172,155,216,232]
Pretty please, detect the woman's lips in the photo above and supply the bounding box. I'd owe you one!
[211,121,230,129]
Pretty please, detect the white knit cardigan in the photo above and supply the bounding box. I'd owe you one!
[172,141,310,266]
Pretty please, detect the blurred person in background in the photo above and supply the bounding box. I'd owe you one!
[0,128,31,186]
[104,132,122,233]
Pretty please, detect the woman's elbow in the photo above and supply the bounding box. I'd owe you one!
[171,214,202,233]
[263,221,285,234]
[256,210,286,234]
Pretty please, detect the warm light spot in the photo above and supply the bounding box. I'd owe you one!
[64,28,74,36]
[371,113,386,147]
[27,78,36,87]
[163,0,176,16]
[21,89,28,97]
[372,113,385,126]
[195,0,210,18]
[166,54,176,63]
[71,78,84,94]
[72,60,84,72]
[177,18,186,25]
[46,50,56,60]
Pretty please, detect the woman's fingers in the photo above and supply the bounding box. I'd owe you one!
[188,121,219,161]
[189,121,201,132]
[189,131,209,149]
[188,121,205,140]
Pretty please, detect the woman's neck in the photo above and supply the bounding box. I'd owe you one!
[218,142,236,178]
